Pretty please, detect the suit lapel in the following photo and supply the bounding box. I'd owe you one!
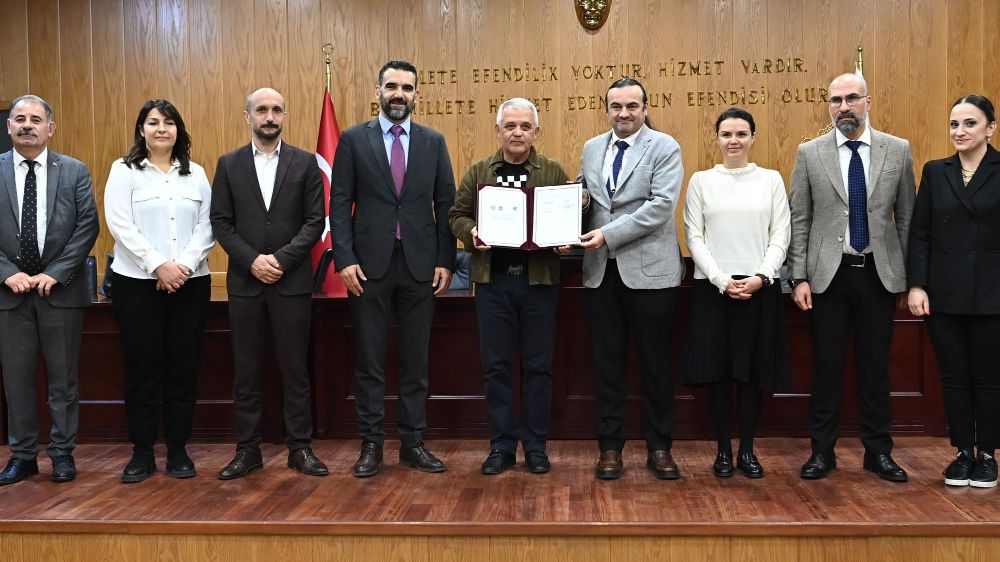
[365,120,397,199]
[615,127,649,192]
[239,144,268,211]
[942,153,976,214]
[868,131,888,201]
[270,144,293,206]
[0,152,17,229]
[45,151,62,227]
[966,145,1000,199]
[819,132,848,205]
[402,124,424,198]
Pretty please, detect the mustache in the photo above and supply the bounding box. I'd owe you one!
[17,129,38,137]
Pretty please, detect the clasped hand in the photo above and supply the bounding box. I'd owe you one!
[4,272,59,296]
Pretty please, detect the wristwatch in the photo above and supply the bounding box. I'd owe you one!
[754,273,772,286]
[786,278,806,288]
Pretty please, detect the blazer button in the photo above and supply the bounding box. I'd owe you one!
[843,210,848,216]
[837,236,844,242]
[969,251,976,258]
[266,246,273,251]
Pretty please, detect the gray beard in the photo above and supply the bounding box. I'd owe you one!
[835,114,862,136]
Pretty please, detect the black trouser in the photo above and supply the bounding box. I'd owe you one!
[809,259,896,455]
[349,246,435,448]
[229,287,314,451]
[709,381,762,455]
[111,273,210,452]
[475,273,558,454]
[585,262,677,452]
[926,313,1000,452]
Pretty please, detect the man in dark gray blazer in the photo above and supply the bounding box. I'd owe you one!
[0,95,99,485]
[578,78,685,481]
[331,60,456,477]
[211,87,329,480]
[788,73,916,482]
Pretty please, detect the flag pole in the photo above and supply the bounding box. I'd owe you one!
[323,43,333,93]
[856,45,864,75]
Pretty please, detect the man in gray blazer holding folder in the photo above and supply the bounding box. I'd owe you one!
[578,78,685,481]
[788,73,916,483]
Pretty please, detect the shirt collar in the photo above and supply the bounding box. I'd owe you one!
[608,127,642,149]
[140,157,181,172]
[379,113,411,136]
[835,124,871,147]
[488,146,541,170]
[251,139,282,158]
[13,147,48,169]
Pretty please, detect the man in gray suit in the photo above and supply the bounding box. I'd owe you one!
[788,73,916,482]
[0,95,99,485]
[578,78,685,480]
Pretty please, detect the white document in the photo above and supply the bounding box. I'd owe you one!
[477,186,527,247]
[532,183,582,247]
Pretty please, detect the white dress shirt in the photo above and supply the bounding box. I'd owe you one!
[835,126,872,254]
[684,164,791,292]
[104,158,214,279]
[252,139,281,211]
[601,128,642,194]
[12,148,49,256]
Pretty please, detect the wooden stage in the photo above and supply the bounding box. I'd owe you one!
[1,437,999,561]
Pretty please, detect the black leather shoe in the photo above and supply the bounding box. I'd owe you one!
[525,451,550,474]
[863,452,908,482]
[122,452,156,484]
[51,455,77,482]
[713,452,734,477]
[166,448,196,479]
[217,448,263,480]
[399,444,446,473]
[800,452,836,479]
[288,447,329,476]
[737,451,764,479]
[647,450,681,480]
[353,441,383,478]
[943,449,974,487]
[596,450,623,480]
[481,449,515,475]
[0,457,38,485]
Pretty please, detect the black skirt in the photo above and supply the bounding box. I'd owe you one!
[680,278,790,390]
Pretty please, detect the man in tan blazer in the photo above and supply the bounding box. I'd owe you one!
[787,73,916,483]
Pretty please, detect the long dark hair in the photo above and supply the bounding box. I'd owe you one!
[123,99,192,176]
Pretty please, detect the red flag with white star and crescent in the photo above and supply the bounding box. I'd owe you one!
[312,87,347,295]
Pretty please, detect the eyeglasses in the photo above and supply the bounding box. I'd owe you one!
[828,94,867,107]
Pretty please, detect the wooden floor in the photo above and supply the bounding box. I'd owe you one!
[0,437,997,537]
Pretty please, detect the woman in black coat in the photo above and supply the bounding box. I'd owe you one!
[907,94,999,488]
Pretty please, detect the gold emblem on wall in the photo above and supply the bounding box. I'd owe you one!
[575,0,611,30]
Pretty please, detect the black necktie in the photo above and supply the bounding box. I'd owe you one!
[20,160,42,275]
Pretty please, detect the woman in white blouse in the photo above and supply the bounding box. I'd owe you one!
[104,99,214,483]
[681,107,791,479]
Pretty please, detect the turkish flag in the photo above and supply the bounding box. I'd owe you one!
[312,88,346,295]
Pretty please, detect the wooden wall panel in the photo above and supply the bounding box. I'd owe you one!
[0,0,28,103]
[25,0,61,117]
[0,0,998,279]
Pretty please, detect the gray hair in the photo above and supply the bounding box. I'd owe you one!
[10,94,54,121]
[496,98,539,127]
